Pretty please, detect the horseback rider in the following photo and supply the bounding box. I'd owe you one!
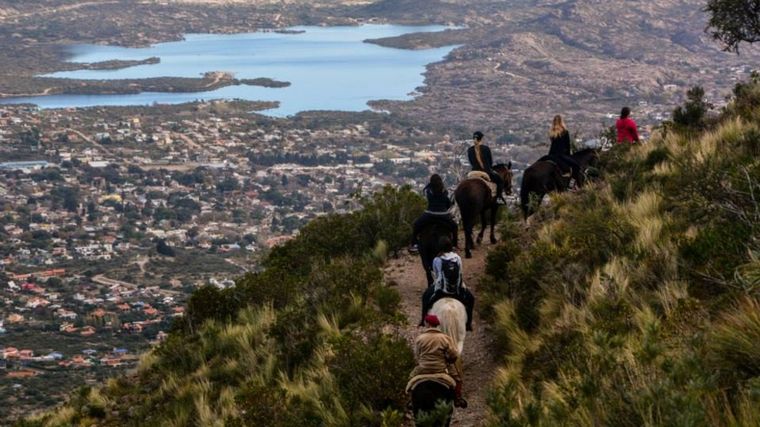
[419,236,475,331]
[467,131,506,203]
[406,314,466,415]
[547,115,583,188]
[410,174,458,252]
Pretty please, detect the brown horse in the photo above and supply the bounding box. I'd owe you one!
[520,148,598,219]
[454,164,513,258]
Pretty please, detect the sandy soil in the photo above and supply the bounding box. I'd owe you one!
[385,237,499,426]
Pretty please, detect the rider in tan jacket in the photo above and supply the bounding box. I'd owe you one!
[406,314,464,401]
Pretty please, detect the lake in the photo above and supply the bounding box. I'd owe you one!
[1,25,458,116]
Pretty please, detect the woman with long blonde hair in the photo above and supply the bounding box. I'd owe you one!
[467,131,505,202]
[547,114,581,186]
[550,115,567,140]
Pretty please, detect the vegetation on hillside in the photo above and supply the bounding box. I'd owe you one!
[482,77,760,426]
[707,0,760,51]
[19,186,425,427]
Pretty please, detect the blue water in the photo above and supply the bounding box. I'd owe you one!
[1,25,458,116]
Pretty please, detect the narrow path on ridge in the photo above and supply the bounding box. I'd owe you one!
[385,235,499,426]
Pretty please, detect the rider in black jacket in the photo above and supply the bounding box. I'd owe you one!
[467,131,505,203]
[547,115,581,186]
[411,174,458,250]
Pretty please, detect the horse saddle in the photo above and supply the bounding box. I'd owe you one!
[466,171,497,199]
[539,156,573,178]
[405,373,456,393]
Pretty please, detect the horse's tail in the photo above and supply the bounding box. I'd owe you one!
[520,170,533,220]
[431,298,467,355]
[455,182,484,221]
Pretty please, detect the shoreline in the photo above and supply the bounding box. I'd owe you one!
[0,74,291,100]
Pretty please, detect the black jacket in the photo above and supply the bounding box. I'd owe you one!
[549,130,571,157]
[424,185,452,213]
[467,145,493,172]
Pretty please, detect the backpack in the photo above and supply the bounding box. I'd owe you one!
[440,257,460,294]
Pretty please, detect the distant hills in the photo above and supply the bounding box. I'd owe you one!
[1,0,759,141]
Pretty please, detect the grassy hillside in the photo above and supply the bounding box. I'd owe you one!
[18,186,425,427]
[482,77,760,426]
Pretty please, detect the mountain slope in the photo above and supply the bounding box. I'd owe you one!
[481,77,760,426]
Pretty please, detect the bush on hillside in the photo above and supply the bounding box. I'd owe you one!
[707,297,760,381]
[328,333,415,424]
[672,86,712,131]
[356,184,426,255]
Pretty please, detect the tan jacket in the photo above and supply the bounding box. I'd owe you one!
[409,327,462,383]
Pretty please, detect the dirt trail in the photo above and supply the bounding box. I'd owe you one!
[385,238,499,426]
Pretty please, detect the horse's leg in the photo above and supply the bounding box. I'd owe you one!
[490,204,498,244]
[422,259,433,286]
[476,208,487,245]
[462,216,474,259]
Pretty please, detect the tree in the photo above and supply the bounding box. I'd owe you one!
[156,240,176,257]
[672,86,712,129]
[187,226,200,241]
[706,0,760,52]
[51,186,80,212]
[19,127,40,145]
[216,176,239,193]
[374,159,396,175]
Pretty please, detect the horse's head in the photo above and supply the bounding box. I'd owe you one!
[572,149,599,168]
[494,162,513,195]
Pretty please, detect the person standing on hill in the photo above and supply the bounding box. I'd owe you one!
[616,107,640,144]
[467,131,506,203]
[548,115,582,187]
[410,174,458,252]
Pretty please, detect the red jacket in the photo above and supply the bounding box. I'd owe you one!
[616,117,639,143]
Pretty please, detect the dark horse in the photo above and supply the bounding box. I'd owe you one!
[410,381,457,426]
[418,221,454,285]
[520,148,598,219]
[454,163,513,259]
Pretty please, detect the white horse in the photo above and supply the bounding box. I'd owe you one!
[430,297,467,355]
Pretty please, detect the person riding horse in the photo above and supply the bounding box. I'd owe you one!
[410,174,458,253]
[406,314,466,426]
[520,146,599,219]
[542,115,583,188]
[467,131,506,204]
[419,236,474,331]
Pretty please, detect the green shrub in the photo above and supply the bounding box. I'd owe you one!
[672,86,711,131]
[374,285,402,315]
[643,146,670,170]
[707,297,760,381]
[356,185,426,254]
[521,328,584,382]
[681,221,752,297]
[328,333,415,422]
[186,285,236,328]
